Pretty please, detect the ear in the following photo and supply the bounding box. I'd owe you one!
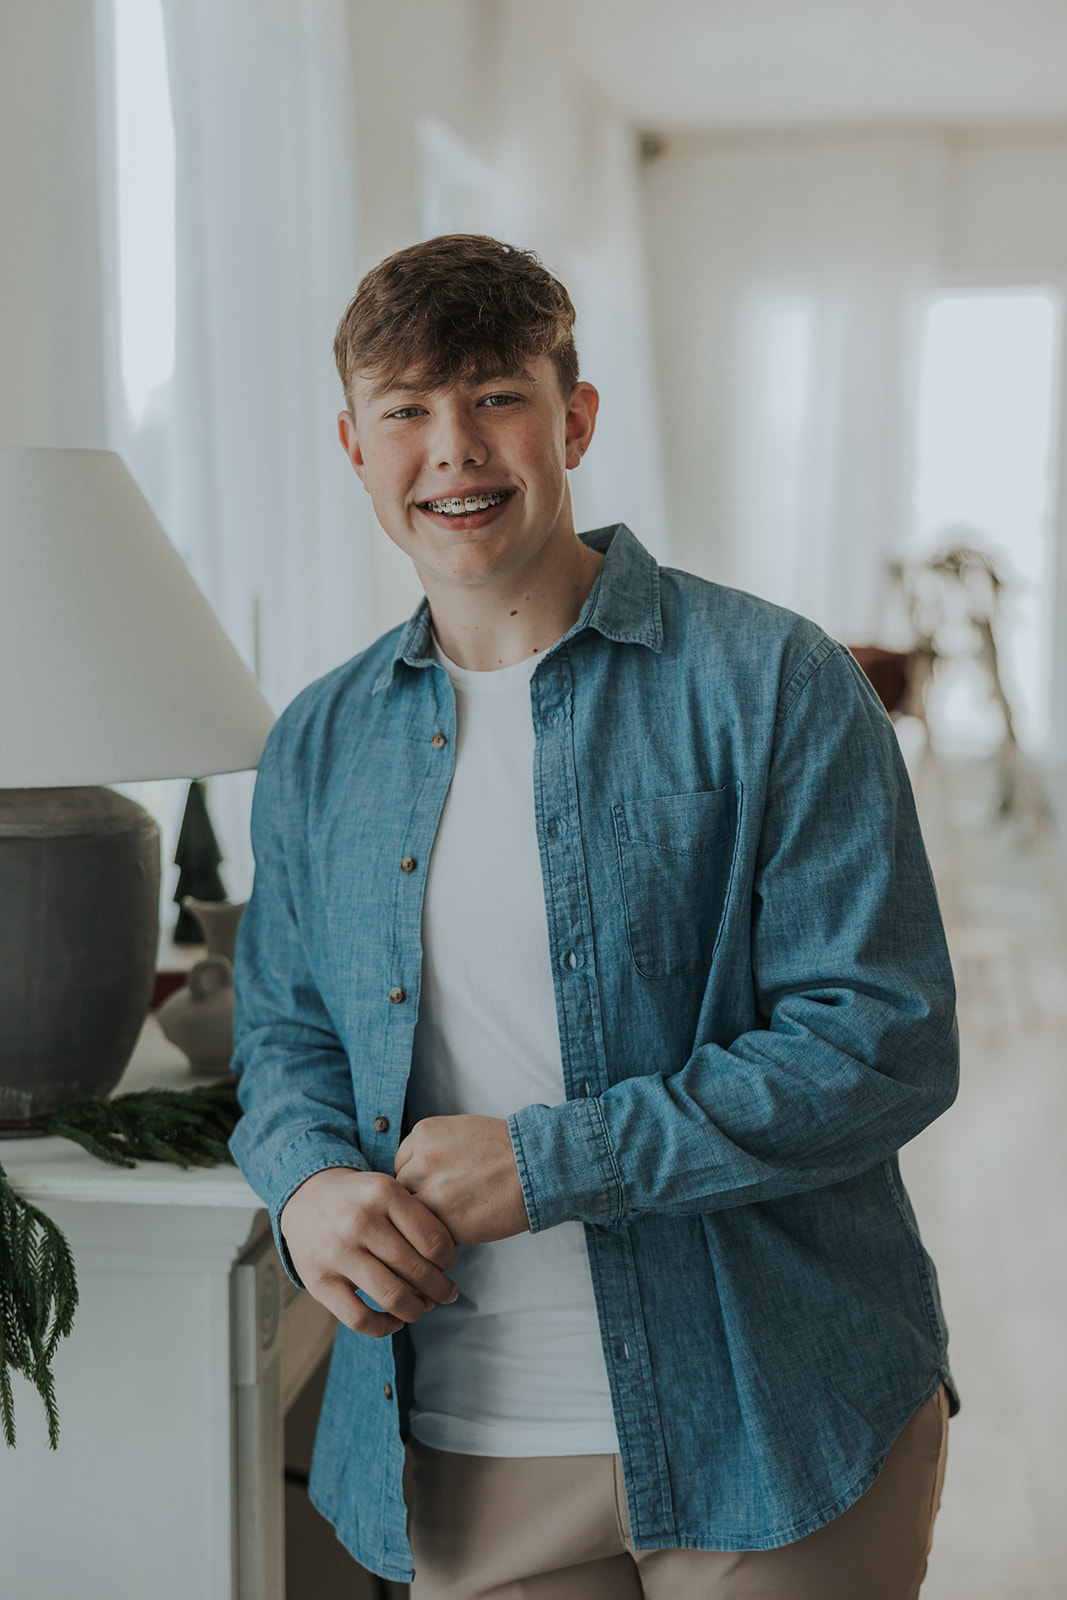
[564,382,599,470]
[337,410,369,488]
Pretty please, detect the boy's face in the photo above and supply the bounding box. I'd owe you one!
[338,355,598,595]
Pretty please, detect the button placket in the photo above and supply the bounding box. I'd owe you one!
[534,656,606,1110]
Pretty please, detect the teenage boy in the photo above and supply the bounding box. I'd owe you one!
[231,234,958,1600]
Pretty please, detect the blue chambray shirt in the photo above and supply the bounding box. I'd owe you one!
[230,523,958,1584]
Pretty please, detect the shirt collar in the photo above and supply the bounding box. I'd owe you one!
[372,523,662,695]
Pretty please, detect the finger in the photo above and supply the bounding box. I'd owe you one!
[388,1187,459,1272]
[365,1215,459,1304]
[394,1116,442,1177]
[337,1245,440,1324]
[393,1134,412,1176]
[308,1276,405,1340]
[393,1167,427,1210]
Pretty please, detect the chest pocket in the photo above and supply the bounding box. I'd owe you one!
[613,785,741,980]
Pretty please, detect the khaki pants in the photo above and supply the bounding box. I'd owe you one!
[405,1386,949,1599]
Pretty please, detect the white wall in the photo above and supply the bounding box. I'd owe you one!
[944,137,1067,283]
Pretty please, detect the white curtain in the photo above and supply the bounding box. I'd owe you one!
[159,0,375,895]
[560,110,672,563]
[645,135,947,643]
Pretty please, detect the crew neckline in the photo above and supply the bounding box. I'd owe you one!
[432,635,542,691]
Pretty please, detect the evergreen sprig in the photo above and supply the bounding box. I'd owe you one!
[42,1080,241,1170]
[0,1080,241,1449]
[0,1169,77,1448]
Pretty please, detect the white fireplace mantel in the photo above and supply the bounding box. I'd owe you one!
[0,1020,336,1600]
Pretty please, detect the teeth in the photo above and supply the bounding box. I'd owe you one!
[425,491,509,515]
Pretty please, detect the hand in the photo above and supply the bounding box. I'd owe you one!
[394,1115,530,1246]
[279,1166,459,1338]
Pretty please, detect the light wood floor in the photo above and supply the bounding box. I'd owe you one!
[901,854,1067,1599]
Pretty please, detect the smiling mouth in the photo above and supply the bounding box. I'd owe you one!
[419,490,513,516]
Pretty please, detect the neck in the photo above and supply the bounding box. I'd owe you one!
[425,532,604,671]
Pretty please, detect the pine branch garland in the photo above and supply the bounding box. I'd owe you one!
[43,1081,240,1170]
[0,1080,241,1449]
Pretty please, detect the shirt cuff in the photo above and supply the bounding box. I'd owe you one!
[508,1097,622,1232]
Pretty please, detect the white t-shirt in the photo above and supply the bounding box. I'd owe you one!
[406,640,618,1457]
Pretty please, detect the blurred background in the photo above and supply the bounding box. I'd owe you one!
[2,3,1065,1596]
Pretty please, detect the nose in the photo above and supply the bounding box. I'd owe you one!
[427,399,487,471]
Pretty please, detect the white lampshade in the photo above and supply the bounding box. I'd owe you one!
[0,446,275,785]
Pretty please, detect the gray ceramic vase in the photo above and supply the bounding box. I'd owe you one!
[0,787,159,1125]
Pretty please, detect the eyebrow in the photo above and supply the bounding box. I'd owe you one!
[365,369,533,402]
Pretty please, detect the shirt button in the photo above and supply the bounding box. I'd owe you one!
[389,986,406,1004]
[431,732,447,749]
[383,1383,394,1400]
[400,856,417,873]
[374,1115,390,1133]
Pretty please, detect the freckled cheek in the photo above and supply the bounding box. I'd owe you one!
[367,440,418,489]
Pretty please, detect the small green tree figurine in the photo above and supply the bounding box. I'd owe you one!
[173,779,226,943]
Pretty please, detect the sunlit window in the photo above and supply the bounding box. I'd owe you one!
[910,289,1062,752]
[113,0,175,519]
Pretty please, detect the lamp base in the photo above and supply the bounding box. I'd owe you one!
[0,787,160,1127]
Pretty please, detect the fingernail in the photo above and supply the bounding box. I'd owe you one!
[446,1285,459,1303]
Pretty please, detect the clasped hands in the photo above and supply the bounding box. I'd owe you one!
[280,1114,529,1339]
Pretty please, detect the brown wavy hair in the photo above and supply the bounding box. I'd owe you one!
[334,234,579,408]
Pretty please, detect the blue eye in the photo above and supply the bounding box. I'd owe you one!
[387,406,423,420]
[480,393,519,408]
